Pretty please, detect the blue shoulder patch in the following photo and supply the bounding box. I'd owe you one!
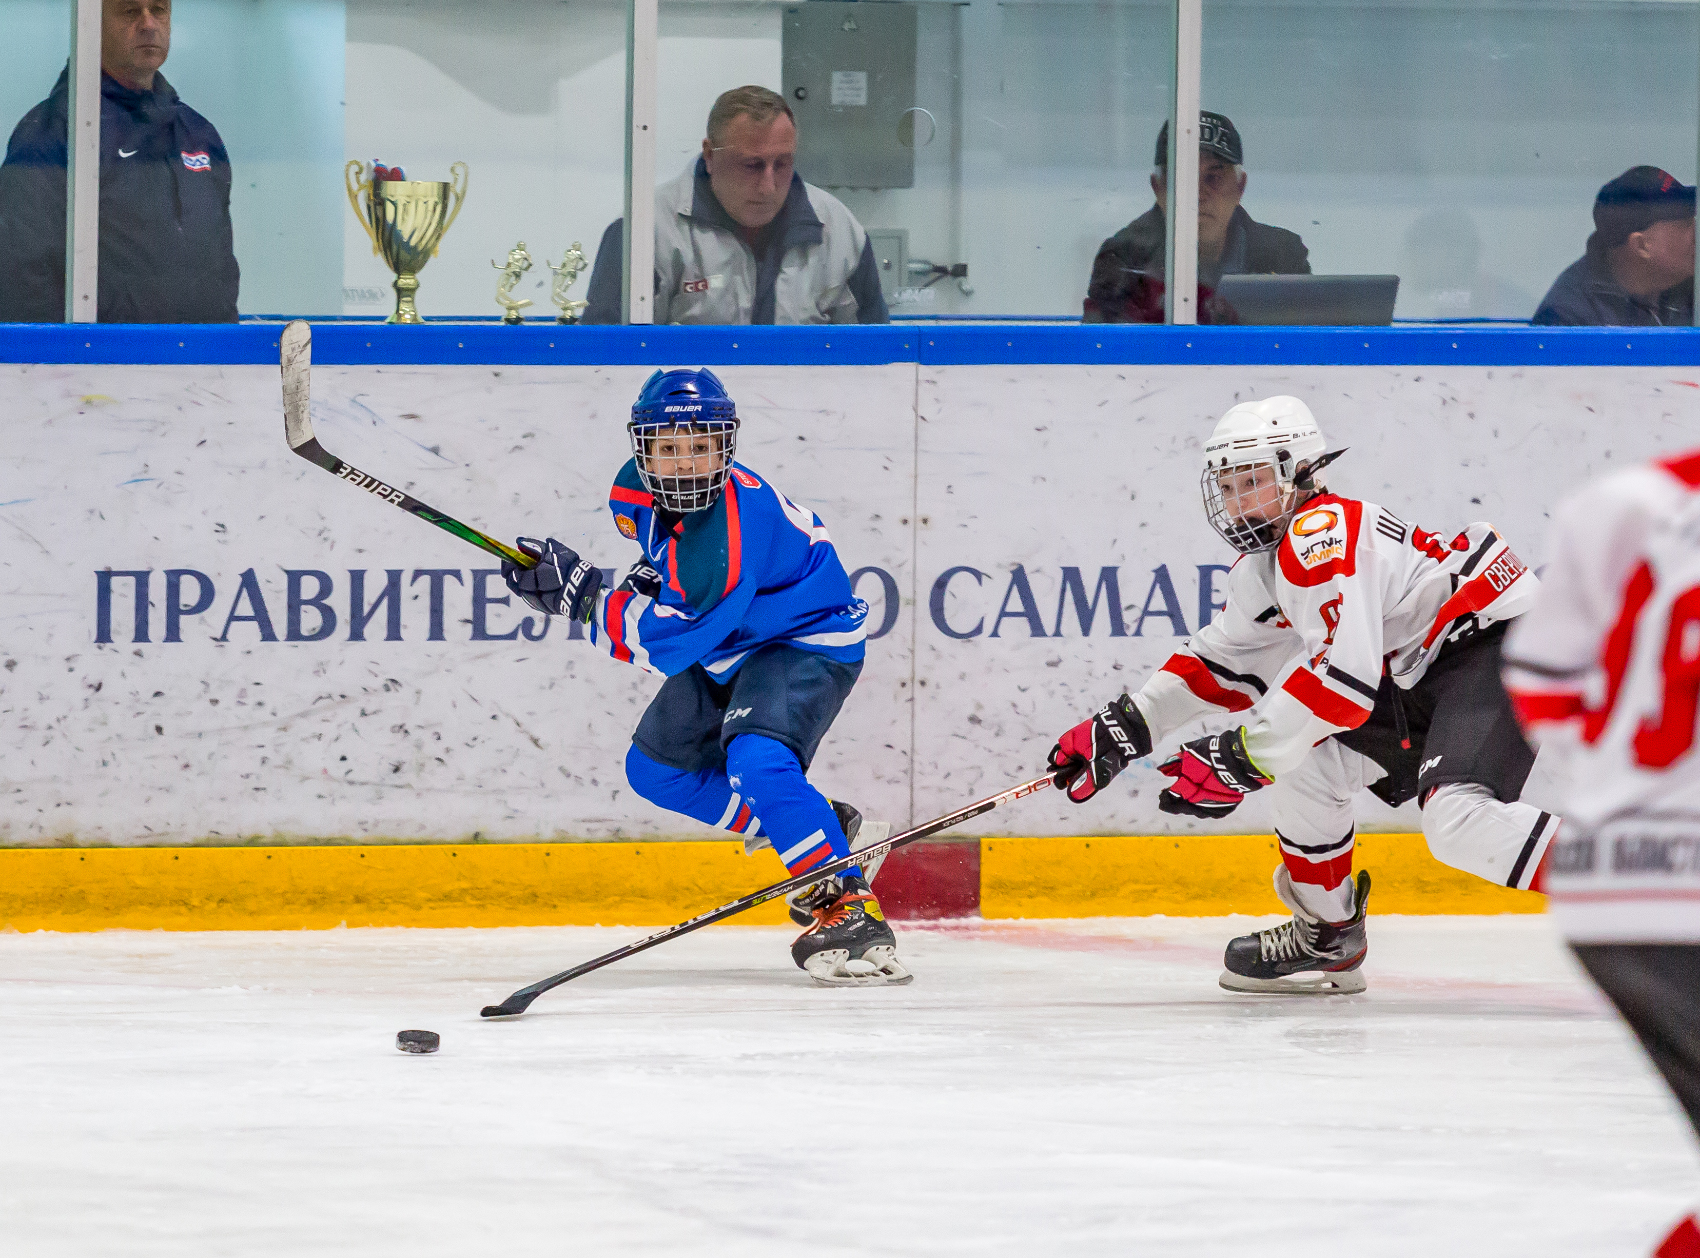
[609,458,652,542]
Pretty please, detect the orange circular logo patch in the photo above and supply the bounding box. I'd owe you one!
[616,514,638,539]
[1292,508,1340,537]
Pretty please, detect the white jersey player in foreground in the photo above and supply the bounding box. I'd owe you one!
[1502,447,1700,1258]
[1048,396,1560,993]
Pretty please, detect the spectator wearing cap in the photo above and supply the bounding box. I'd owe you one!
[1083,111,1308,323]
[1533,166,1694,326]
[0,0,238,322]
[583,85,887,325]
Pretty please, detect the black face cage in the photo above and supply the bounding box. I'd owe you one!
[1201,451,1298,555]
[629,419,739,513]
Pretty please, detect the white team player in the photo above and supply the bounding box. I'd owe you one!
[1046,396,1561,993]
[1502,447,1700,1258]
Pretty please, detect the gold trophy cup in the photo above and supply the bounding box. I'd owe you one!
[345,160,469,323]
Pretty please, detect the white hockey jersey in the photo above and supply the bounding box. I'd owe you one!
[1502,450,1700,944]
[1133,492,1541,777]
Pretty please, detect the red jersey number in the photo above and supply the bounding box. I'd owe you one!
[1309,595,1343,670]
[1634,585,1700,769]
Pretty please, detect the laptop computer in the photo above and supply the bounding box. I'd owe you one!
[1212,274,1400,326]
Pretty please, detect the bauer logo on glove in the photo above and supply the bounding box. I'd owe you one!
[1047,693,1153,804]
[502,536,604,622]
[1157,728,1273,818]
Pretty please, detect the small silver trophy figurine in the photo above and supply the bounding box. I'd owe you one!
[492,241,534,324]
[548,241,589,323]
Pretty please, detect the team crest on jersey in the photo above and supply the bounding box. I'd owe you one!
[732,468,761,488]
[180,150,211,171]
[616,514,638,539]
[1291,507,1340,537]
[1291,507,1345,569]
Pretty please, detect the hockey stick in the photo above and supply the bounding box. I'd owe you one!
[279,320,536,569]
[479,773,1056,1017]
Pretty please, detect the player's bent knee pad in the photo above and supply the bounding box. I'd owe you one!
[624,744,698,810]
[1421,782,1494,857]
[723,733,806,797]
[1421,781,1554,889]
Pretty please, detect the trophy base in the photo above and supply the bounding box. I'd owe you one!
[502,311,527,325]
[389,272,424,324]
[554,315,580,325]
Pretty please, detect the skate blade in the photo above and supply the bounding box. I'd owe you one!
[1218,967,1366,995]
[803,946,914,988]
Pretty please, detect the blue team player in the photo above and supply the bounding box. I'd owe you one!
[500,368,910,986]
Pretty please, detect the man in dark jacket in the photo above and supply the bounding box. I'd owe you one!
[0,0,239,322]
[1084,111,1308,323]
[1532,166,1694,327]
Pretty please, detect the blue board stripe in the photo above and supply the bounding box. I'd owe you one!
[1,321,1697,367]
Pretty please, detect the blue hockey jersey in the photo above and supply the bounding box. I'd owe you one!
[589,459,868,678]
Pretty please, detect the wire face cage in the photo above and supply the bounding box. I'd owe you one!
[1201,456,1296,554]
[629,418,740,513]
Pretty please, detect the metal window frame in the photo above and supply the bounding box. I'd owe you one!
[1164,0,1201,326]
[75,0,1695,330]
[65,0,100,324]
[624,0,658,326]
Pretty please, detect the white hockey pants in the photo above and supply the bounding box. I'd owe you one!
[1271,740,1560,922]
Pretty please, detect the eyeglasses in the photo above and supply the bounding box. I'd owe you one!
[710,148,795,181]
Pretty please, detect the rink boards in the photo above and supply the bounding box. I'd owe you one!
[0,831,1540,931]
[3,359,1694,847]
[0,355,1692,923]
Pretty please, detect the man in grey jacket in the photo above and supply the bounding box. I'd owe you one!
[583,86,887,325]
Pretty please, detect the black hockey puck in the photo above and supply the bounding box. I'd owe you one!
[396,1029,440,1054]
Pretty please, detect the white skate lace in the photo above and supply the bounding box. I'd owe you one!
[1258,915,1321,963]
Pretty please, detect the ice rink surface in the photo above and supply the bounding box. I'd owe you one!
[3,915,1696,1258]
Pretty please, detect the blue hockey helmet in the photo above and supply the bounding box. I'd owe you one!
[629,368,740,512]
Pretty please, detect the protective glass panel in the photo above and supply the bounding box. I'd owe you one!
[0,0,72,323]
[651,0,1171,323]
[127,0,629,322]
[991,0,1173,321]
[338,0,626,322]
[1201,0,1700,326]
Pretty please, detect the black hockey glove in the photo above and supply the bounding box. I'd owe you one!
[503,536,604,622]
[616,559,663,599]
[1156,728,1273,818]
[1048,693,1153,804]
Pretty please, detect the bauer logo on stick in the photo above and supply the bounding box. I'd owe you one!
[336,464,407,505]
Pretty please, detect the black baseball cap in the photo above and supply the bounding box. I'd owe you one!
[1593,166,1696,247]
[1155,111,1243,168]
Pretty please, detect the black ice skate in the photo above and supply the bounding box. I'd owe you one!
[1219,868,1371,995]
[790,875,913,987]
[785,801,892,927]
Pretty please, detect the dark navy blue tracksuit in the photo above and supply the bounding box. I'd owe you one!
[0,67,239,322]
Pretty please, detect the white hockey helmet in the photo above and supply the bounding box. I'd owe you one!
[1200,396,1334,554]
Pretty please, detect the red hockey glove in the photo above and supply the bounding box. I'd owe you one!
[1157,728,1272,818]
[1047,694,1153,803]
